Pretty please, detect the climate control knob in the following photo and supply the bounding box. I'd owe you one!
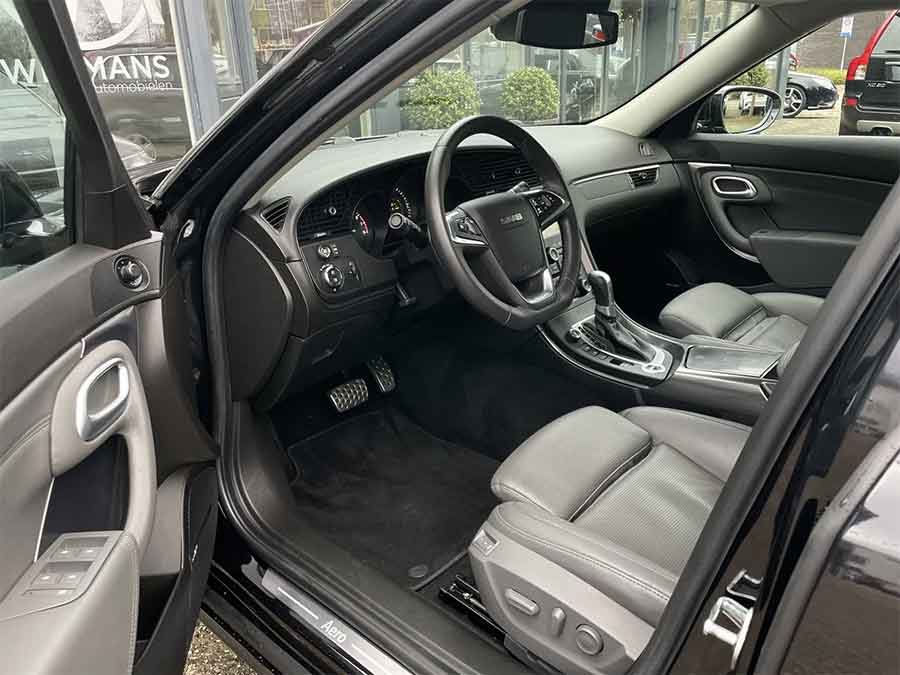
[320,264,344,292]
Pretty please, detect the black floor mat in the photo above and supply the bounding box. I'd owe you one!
[287,408,498,588]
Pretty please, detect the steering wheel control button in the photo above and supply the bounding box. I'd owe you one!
[114,255,147,290]
[320,264,345,292]
[316,243,333,260]
[550,608,567,636]
[504,588,539,617]
[575,624,604,655]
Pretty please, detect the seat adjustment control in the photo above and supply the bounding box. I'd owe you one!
[504,588,539,616]
[575,624,604,655]
[550,607,566,636]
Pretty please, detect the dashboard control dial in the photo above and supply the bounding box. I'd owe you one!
[320,264,344,291]
[317,243,333,260]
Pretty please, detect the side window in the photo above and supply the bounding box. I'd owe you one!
[0,6,70,279]
[726,11,899,137]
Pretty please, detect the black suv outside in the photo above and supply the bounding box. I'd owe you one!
[841,10,900,135]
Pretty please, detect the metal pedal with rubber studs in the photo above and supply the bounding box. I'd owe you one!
[328,379,369,413]
[366,355,396,393]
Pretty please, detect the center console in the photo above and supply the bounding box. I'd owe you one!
[543,271,781,423]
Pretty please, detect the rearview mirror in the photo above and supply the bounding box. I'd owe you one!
[493,3,619,50]
[695,86,782,136]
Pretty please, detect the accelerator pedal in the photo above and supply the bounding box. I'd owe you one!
[365,355,396,393]
[328,378,369,413]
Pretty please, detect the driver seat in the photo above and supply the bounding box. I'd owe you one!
[469,406,749,674]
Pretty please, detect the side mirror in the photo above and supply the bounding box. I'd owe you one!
[0,161,64,248]
[695,86,782,135]
[493,3,619,50]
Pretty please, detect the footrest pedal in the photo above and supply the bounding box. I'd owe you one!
[328,379,369,413]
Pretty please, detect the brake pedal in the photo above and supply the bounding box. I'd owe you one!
[328,379,369,413]
[366,355,396,393]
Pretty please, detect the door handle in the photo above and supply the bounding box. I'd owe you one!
[712,175,758,199]
[75,357,130,441]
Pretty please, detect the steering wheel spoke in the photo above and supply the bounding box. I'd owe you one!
[447,209,489,251]
[519,186,570,229]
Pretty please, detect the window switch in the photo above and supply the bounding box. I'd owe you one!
[59,572,84,588]
[77,547,100,561]
[32,572,61,587]
[54,547,76,561]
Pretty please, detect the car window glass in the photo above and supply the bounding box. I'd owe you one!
[0,3,71,280]
[741,10,900,137]
[874,14,900,53]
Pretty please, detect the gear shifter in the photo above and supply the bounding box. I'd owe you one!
[587,271,656,362]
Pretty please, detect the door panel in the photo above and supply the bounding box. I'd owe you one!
[668,134,900,291]
[0,337,155,674]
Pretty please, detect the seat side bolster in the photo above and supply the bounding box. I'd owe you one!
[489,502,676,627]
[659,283,762,339]
[491,407,650,519]
[753,292,824,326]
[621,407,750,483]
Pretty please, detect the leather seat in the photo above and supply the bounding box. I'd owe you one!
[659,282,823,351]
[469,406,750,673]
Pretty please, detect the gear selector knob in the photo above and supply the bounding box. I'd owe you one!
[588,271,616,319]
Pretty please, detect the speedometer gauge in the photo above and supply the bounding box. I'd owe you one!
[388,187,413,220]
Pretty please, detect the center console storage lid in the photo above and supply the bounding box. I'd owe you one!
[684,344,780,379]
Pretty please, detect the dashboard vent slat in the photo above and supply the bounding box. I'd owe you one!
[297,188,352,242]
[628,166,659,189]
[260,197,291,230]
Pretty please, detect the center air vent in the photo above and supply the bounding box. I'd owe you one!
[296,188,351,242]
[259,197,291,230]
[628,166,659,189]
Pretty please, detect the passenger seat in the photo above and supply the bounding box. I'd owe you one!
[659,282,822,352]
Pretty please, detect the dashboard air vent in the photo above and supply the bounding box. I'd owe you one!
[296,188,352,241]
[628,166,659,189]
[259,197,291,230]
[456,152,540,195]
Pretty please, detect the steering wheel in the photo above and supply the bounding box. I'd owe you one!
[425,116,581,330]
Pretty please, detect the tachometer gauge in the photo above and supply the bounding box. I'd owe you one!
[351,203,374,251]
[388,187,413,220]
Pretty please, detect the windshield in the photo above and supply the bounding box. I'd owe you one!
[0,0,753,174]
[338,0,754,137]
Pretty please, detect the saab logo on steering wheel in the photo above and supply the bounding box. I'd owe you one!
[499,212,525,226]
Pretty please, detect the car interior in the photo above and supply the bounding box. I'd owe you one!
[1,1,898,674]
[206,2,900,673]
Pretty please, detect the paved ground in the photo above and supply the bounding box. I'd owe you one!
[185,621,258,675]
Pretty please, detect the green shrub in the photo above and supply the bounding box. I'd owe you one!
[732,63,770,88]
[406,69,481,130]
[797,67,846,86]
[501,67,560,122]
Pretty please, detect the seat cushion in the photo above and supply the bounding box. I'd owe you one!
[659,282,823,351]
[483,406,751,626]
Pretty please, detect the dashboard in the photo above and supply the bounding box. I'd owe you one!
[225,126,682,408]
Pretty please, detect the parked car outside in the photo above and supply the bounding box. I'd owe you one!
[841,10,900,135]
[782,71,840,118]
